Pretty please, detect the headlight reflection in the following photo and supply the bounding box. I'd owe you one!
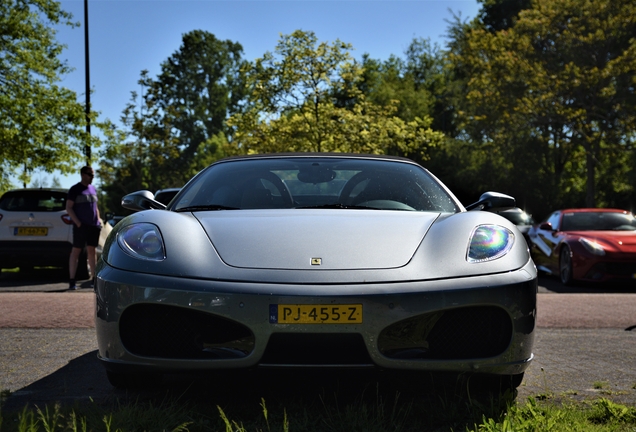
[117,223,166,261]
[467,225,514,263]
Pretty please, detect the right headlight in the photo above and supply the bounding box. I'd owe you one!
[117,223,166,261]
[467,225,515,263]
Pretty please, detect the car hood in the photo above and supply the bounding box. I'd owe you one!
[568,230,636,252]
[194,210,437,270]
[103,208,533,285]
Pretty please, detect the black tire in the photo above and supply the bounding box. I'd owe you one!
[503,372,525,389]
[559,246,574,286]
[467,373,525,395]
[106,370,162,389]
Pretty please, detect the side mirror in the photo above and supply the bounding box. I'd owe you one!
[121,190,167,212]
[539,222,553,231]
[465,191,515,211]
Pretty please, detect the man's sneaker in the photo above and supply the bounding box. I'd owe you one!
[69,284,78,290]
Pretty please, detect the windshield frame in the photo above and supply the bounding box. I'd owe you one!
[561,210,636,231]
[171,154,462,213]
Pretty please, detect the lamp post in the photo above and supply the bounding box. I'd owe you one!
[84,0,91,165]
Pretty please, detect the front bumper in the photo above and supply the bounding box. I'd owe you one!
[573,253,636,282]
[95,259,537,377]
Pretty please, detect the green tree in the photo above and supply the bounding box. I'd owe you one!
[341,40,463,191]
[99,31,245,212]
[477,0,532,32]
[228,30,444,160]
[0,0,95,192]
[354,50,434,124]
[143,30,246,174]
[402,38,459,138]
[449,0,636,213]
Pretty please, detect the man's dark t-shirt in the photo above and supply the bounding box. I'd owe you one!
[67,183,100,226]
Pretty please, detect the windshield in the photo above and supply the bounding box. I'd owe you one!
[561,211,636,231]
[173,156,460,213]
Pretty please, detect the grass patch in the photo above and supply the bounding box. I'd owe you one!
[1,389,635,432]
[1,371,634,431]
[0,268,19,274]
[472,397,636,432]
[593,382,610,390]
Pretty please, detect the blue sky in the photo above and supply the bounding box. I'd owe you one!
[37,0,481,189]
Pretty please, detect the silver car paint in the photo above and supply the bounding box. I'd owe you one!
[96,154,536,379]
[103,209,529,285]
[95,258,536,375]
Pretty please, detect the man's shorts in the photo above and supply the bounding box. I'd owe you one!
[72,224,101,248]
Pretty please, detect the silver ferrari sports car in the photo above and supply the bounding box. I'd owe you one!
[95,153,537,389]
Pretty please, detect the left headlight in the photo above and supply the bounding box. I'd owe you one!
[579,237,605,256]
[467,225,515,263]
[117,223,166,261]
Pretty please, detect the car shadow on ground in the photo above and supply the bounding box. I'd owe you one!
[0,268,95,291]
[2,351,111,413]
[0,267,67,287]
[538,274,636,294]
[2,350,515,422]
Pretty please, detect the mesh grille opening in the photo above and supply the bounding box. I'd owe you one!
[120,303,254,359]
[586,262,636,278]
[378,306,512,360]
[260,333,373,366]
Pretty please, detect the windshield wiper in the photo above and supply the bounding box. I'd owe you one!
[175,205,238,212]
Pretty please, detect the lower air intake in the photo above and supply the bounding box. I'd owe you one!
[260,333,373,366]
[119,303,254,359]
[378,306,512,360]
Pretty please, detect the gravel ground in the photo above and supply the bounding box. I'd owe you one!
[519,328,636,404]
[1,279,635,412]
[0,328,100,403]
[1,327,634,413]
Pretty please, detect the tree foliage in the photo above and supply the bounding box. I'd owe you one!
[353,39,449,128]
[227,30,444,160]
[448,0,636,214]
[477,0,532,32]
[98,31,245,214]
[92,2,635,217]
[0,0,96,191]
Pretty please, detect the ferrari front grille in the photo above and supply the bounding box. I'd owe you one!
[586,262,636,278]
[378,306,512,360]
[119,304,255,359]
[260,333,373,366]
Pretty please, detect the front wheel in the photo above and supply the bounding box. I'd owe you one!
[559,246,574,286]
[468,372,525,394]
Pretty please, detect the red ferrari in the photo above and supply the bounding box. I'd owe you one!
[528,208,636,285]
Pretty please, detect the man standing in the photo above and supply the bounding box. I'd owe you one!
[66,166,102,290]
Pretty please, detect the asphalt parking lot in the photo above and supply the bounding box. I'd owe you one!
[0,269,635,413]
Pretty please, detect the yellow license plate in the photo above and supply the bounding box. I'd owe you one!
[270,304,362,324]
[14,227,48,236]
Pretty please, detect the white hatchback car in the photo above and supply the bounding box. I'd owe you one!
[0,188,111,278]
